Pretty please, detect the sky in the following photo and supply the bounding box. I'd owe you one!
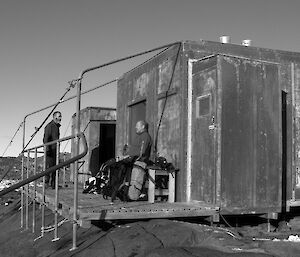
[1,0,300,157]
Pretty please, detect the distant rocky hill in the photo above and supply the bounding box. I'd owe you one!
[0,153,71,180]
[0,156,22,180]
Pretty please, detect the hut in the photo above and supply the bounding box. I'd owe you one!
[116,40,300,216]
[71,107,116,183]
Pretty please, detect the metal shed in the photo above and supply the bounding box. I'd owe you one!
[116,40,300,216]
[71,107,116,183]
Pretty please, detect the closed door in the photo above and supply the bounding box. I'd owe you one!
[190,57,218,204]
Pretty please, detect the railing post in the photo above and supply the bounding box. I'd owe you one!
[70,78,81,251]
[35,146,46,241]
[52,141,60,242]
[21,153,25,229]
[21,118,26,229]
[41,147,46,237]
[32,148,37,233]
[63,153,66,187]
[25,150,30,230]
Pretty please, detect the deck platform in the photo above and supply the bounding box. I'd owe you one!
[26,183,219,225]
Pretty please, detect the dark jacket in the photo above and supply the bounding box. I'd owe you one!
[128,131,152,162]
[43,120,60,157]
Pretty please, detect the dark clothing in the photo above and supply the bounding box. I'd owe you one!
[43,120,60,157]
[127,131,152,162]
[45,156,56,188]
[43,120,60,187]
[89,145,100,177]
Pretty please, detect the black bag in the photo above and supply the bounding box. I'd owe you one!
[98,157,136,202]
[155,156,176,172]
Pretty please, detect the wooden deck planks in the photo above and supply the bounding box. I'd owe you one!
[27,183,219,222]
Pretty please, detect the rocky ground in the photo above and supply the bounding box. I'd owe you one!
[1,193,300,257]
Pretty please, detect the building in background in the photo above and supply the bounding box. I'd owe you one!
[71,107,116,183]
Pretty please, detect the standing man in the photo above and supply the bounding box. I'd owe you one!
[43,111,62,189]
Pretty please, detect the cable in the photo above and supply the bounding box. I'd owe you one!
[0,164,14,184]
[1,122,23,157]
[219,213,243,238]
[22,82,75,152]
[61,117,73,153]
[41,218,69,233]
[153,43,182,155]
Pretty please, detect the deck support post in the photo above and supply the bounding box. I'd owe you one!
[70,77,82,251]
[32,148,37,233]
[21,154,25,229]
[41,147,46,237]
[25,150,30,230]
[20,118,26,229]
[209,213,220,226]
[63,153,67,187]
[52,142,60,242]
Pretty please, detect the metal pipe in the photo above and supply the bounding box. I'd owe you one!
[53,141,60,242]
[291,62,296,201]
[80,42,180,77]
[63,153,66,187]
[71,79,81,251]
[25,134,77,152]
[21,154,24,228]
[32,148,37,233]
[25,150,30,230]
[41,146,46,237]
[22,84,75,152]
[20,120,26,228]
[19,79,117,157]
[22,79,117,127]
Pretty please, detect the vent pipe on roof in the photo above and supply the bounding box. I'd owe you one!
[219,35,231,43]
[242,39,252,46]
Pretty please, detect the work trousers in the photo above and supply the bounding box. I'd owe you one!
[45,156,56,188]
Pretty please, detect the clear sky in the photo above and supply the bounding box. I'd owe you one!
[1,0,300,157]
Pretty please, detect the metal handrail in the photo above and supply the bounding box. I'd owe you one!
[0,133,88,197]
[24,133,80,152]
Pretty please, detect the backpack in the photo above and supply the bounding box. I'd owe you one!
[98,157,134,202]
[101,157,149,202]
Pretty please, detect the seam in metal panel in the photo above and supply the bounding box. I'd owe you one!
[291,62,296,201]
[219,53,280,65]
[187,60,194,202]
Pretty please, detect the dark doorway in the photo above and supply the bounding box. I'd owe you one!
[281,90,287,213]
[99,123,116,165]
[129,101,146,146]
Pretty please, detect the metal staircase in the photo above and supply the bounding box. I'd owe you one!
[0,132,88,250]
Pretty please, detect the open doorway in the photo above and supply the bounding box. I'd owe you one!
[281,90,287,213]
[99,123,116,165]
[89,123,116,177]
